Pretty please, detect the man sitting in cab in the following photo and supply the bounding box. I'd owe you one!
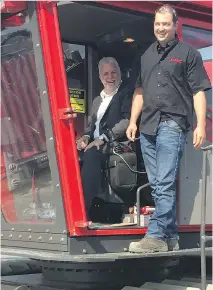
[77,57,134,220]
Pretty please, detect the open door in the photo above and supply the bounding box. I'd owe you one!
[1,2,72,251]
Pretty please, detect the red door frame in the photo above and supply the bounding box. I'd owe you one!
[35,1,148,237]
[36,2,87,236]
[2,1,211,237]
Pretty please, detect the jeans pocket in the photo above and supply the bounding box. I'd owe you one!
[165,120,182,132]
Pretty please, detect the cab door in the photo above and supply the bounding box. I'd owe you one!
[1,1,84,251]
[178,17,212,230]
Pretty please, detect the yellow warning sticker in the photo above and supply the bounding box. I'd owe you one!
[69,88,86,113]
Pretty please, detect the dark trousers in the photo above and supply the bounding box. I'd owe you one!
[79,146,107,218]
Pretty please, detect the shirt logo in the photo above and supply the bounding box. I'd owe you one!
[170,58,183,63]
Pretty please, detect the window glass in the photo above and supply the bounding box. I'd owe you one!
[62,43,87,138]
[182,25,212,49]
[182,25,212,109]
[1,11,56,223]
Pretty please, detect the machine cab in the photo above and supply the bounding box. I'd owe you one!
[1,1,212,255]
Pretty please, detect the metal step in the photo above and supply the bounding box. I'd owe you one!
[162,280,212,289]
[122,279,213,290]
[141,282,201,289]
[181,277,212,284]
[122,287,148,290]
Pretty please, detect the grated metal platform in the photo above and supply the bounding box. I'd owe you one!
[1,249,212,290]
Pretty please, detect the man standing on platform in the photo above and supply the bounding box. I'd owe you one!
[126,5,211,253]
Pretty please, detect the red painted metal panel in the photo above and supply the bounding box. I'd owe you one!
[0,1,26,13]
[101,1,159,15]
[1,14,26,29]
[100,1,212,20]
[179,18,212,32]
[191,1,212,8]
[203,61,212,84]
[77,227,147,236]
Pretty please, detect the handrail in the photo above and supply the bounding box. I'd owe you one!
[136,183,150,226]
[201,144,213,152]
[200,144,212,290]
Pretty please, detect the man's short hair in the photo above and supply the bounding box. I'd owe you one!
[155,4,178,24]
[98,57,121,76]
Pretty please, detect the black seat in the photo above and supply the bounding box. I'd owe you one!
[77,134,152,223]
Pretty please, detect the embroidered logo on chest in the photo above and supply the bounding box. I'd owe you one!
[170,58,183,63]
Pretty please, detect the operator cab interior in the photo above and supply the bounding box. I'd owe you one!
[57,2,155,226]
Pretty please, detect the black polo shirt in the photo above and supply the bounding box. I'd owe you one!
[136,36,211,135]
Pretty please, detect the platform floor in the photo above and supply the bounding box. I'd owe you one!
[1,247,212,263]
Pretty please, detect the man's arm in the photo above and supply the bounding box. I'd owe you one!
[193,91,207,148]
[126,88,144,141]
[130,87,144,124]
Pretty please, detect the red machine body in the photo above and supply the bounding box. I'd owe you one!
[1,0,212,255]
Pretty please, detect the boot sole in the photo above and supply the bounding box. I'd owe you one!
[129,246,168,253]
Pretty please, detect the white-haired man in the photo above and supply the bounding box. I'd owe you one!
[77,57,134,220]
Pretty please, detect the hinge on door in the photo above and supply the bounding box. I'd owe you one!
[59,108,77,120]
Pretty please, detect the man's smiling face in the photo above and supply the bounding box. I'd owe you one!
[154,11,177,46]
[99,63,121,94]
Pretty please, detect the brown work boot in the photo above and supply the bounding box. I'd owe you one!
[129,237,168,253]
[167,239,179,251]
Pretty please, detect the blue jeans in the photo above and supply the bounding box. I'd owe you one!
[140,120,187,241]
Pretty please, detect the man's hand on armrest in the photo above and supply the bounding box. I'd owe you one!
[76,135,90,150]
[84,139,104,152]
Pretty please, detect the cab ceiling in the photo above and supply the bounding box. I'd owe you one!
[57,2,154,46]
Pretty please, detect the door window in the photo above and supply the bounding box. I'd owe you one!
[62,42,87,138]
[182,25,212,106]
[182,25,212,141]
[1,11,56,223]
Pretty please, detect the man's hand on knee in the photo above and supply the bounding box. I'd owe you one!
[84,139,104,151]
